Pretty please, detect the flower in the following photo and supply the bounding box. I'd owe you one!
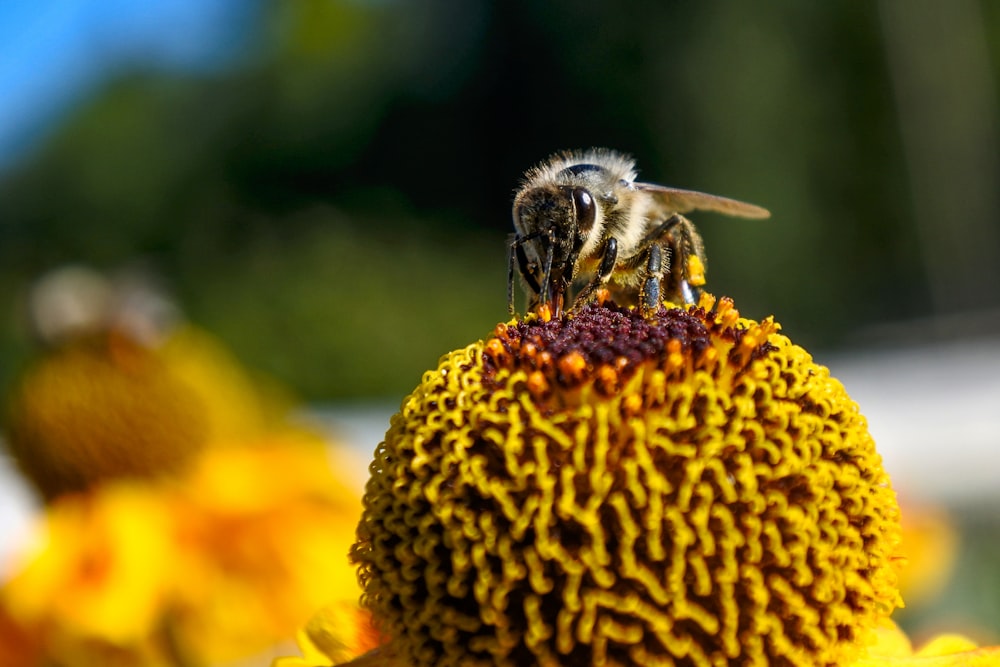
[4,330,210,500]
[274,602,384,667]
[3,265,298,501]
[1,301,372,665]
[167,438,370,666]
[0,431,370,666]
[350,296,904,667]
[2,483,176,647]
[277,617,1000,667]
[4,322,298,501]
[894,499,959,608]
[857,619,1000,667]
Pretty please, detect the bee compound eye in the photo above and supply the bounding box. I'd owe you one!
[572,187,596,232]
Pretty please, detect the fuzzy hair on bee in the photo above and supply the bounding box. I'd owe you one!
[508,148,770,317]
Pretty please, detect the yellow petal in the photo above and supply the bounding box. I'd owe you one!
[856,620,1000,667]
[3,484,174,643]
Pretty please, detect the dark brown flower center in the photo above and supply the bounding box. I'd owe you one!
[483,299,775,397]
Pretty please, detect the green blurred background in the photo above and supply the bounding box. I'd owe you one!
[2,0,1000,646]
[3,0,998,401]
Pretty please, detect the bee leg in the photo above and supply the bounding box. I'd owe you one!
[506,235,519,316]
[571,237,618,309]
[668,215,707,306]
[631,213,707,306]
[679,281,700,305]
[638,243,666,316]
[539,229,557,311]
[507,231,545,316]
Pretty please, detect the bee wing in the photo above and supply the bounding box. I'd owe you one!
[634,182,771,219]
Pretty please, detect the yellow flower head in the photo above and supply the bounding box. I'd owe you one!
[3,264,304,501]
[4,323,297,501]
[1,264,373,665]
[4,332,210,500]
[352,296,903,667]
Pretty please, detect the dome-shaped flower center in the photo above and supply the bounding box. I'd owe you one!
[353,297,902,667]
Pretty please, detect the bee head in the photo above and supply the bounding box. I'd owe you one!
[511,185,597,310]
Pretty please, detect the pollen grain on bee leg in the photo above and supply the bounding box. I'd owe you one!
[686,255,707,287]
[537,303,554,323]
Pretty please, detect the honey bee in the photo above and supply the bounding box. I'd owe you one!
[508,148,770,316]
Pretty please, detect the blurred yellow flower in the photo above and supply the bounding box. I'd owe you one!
[274,602,384,667]
[4,322,301,501]
[1,286,371,666]
[4,331,210,500]
[348,296,904,667]
[3,264,309,501]
[857,619,1000,667]
[167,439,366,666]
[0,600,43,667]
[1,435,369,667]
[157,325,299,447]
[3,484,174,645]
[894,499,959,608]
